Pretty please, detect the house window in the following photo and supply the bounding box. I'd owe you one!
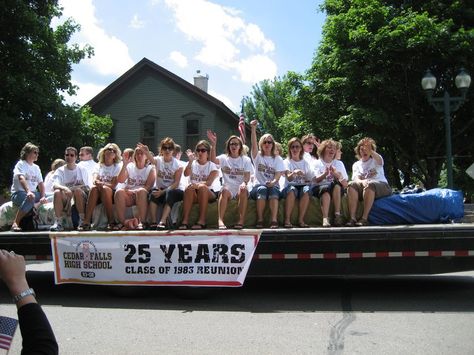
[138,115,159,150]
[142,121,155,149]
[186,119,200,150]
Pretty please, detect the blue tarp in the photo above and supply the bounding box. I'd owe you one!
[368,188,464,225]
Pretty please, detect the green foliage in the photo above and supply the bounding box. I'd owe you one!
[0,0,110,190]
[302,0,474,189]
[242,72,312,144]
[79,106,113,147]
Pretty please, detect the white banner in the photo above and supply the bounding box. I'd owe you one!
[50,230,261,287]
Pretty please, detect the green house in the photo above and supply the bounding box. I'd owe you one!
[87,57,244,155]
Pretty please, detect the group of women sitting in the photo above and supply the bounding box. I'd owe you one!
[9,120,392,231]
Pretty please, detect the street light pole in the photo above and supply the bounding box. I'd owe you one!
[421,68,471,189]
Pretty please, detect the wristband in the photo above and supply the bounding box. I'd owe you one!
[13,288,35,303]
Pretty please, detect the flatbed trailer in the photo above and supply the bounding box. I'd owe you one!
[1,223,474,277]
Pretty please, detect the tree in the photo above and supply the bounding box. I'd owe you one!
[0,0,111,193]
[242,72,313,149]
[303,0,474,190]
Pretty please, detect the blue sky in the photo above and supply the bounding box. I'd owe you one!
[57,0,326,112]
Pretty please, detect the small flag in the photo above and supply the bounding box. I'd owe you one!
[238,111,246,145]
[0,316,18,352]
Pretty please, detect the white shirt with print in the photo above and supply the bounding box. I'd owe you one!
[11,160,43,193]
[189,160,220,191]
[252,152,285,185]
[154,156,181,189]
[283,158,312,188]
[352,156,388,184]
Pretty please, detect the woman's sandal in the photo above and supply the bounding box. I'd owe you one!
[270,221,279,229]
[299,222,309,228]
[178,224,189,230]
[233,224,243,230]
[77,223,91,231]
[283,222,293,228]
[156,222,167,230]
[255,221,264,229]
[191,223,207,230]
[218,224,227,230]
[111,223,125,231]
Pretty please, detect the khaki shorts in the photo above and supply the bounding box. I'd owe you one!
[348,181,392,201]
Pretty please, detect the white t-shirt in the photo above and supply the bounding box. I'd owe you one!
[53,165,90,188]
[124,163,154,190]
[44,171,55,194]
[177,160,188,191]
[154,156,182,189]
[188,160,220,191]
[78,160,99,188]
[217,154,253,191]
[312,159,348,186]
[94,163,122,184]
[283,158,312,188]
[252,152,285,186]
[11,160,43,193]
[352,156,388,184]
[303,152,318,168]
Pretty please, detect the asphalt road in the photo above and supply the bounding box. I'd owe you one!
[1,263,474,354]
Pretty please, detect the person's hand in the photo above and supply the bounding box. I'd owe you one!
[0,250,29,296]
[64,187,73,198]
[186,149,195,162]
[206,130,217,145]
[265,180,274,188]
[137,142,149,154]
[239,183,248,192]
[294,169,304,176]
[324,166,331,178]
[123,151,133,165]
[250,120,258,129]
[26,191,35,201]
[39,196,48,204]
[152,189,163,198]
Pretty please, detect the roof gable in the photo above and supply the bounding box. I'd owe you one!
[86,57,238,121]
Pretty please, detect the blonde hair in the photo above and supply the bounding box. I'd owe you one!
[317,139,337,159]
[258,133,277,157]
[354,137,376,159]
[97,143,122,164]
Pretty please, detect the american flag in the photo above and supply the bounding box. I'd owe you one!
[238,111,246,145]
[0,316,18,352]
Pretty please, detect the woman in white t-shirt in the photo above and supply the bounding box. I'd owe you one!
[179,140,219,230]
[312,139,349,227]
[249,120,285,229]
[79,143,122,231]
[208,131,253,229]
[346,137,392,226]
[282,138,312,228]
[139,138,184,229]
[115,146,156,230]
[44,158,65,200]
[10,142,48,231]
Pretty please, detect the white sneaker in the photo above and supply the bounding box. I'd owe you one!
[50,222,64,231]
